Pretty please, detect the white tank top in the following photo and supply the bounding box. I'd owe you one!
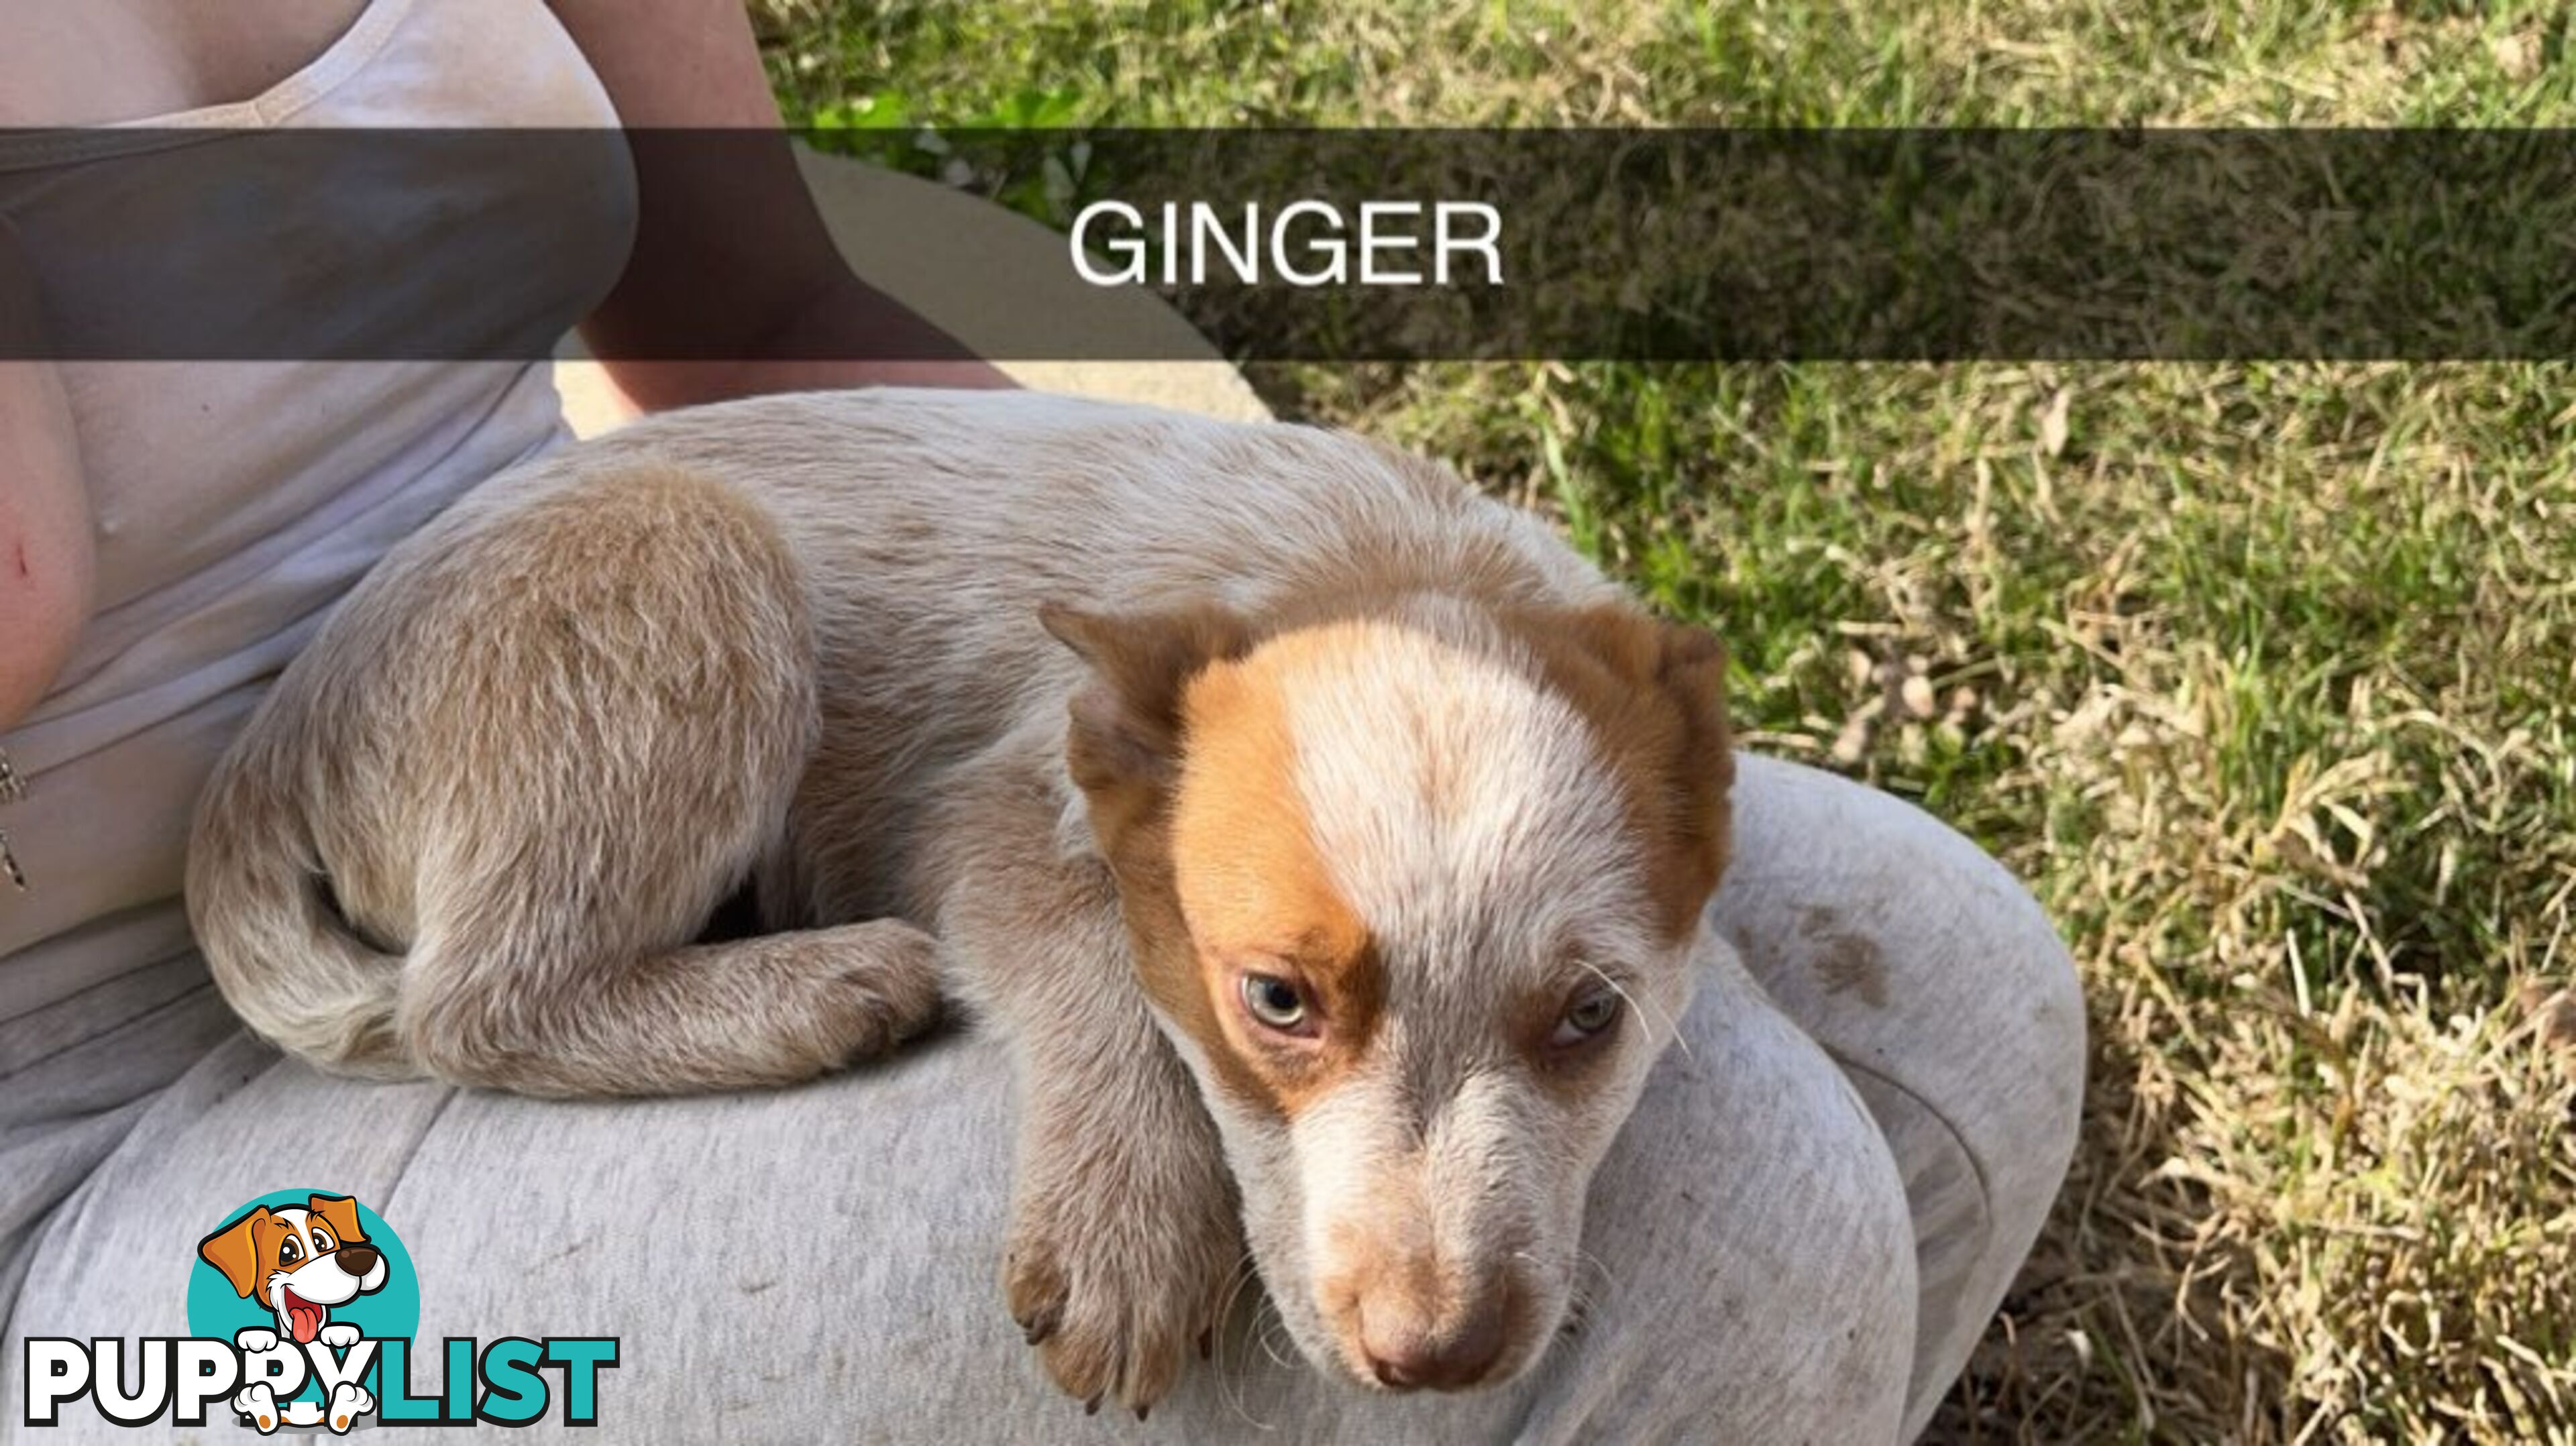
[0,0,635,1080]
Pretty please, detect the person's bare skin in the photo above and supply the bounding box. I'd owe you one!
[1,0,370,730]
[0,362,87,732]
[0,237,89,736]
[0,0,372,126]
[0,0,331,736]
[0,0,1012,739]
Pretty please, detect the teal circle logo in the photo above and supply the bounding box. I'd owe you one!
[15,1186,614,1430]
[186,1189,419,1414]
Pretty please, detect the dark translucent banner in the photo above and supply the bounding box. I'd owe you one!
[5,127,2573,361]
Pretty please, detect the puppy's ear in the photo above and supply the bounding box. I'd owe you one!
[308,1194,368,1247]
[198,1207,274,1299]
[1038,602,1253,797]
[1650,620,1735,913]
[1523,603,1735,939]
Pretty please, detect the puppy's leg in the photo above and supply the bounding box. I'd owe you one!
[931,754,1240,1414]
[403,913,942,1097]
[375,463,939,1097]
[326,1382,373,1433]
[233,1384,279,1434]
[977,887,1240,1415]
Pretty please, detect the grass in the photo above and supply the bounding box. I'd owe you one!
[751,4,2576,1440]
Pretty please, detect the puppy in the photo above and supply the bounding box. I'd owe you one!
[197,1194,388,1347]
[187,390,1733,1413]
[198,1195,386,1434]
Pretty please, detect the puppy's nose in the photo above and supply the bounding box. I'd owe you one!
[1362,1302,1505,1391]
[335,1243,380,1276]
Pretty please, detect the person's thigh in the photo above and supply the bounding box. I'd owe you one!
[1712,755,2088,1437]
[2,940,1915,1443]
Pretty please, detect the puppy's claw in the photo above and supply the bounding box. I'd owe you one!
[1018,1302,1062,1346]
[1002,1095,1242,1417]
[1136,1404,1150,1423]
[1197,1328,1212,1361]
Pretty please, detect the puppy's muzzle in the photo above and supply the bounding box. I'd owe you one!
[1363,1303,1505,1390]
[1355,1277,1512,1391]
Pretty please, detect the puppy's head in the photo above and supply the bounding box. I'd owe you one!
[197,1195,389,1344]
[1044,594,1730,1392]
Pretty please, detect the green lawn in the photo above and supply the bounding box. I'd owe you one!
[753,4,2576,1440]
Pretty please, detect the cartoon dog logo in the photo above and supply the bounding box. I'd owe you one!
[196,1194,385,1433]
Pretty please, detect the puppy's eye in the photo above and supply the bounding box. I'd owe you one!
[1550,987,1623,1048]
[277,1237,303,1268]
[1239,972,1311,1033]
[311,1229,333,1254]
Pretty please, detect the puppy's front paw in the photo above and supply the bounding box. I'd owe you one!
[316,1323,360,1350]
[813,920,945,1064]
[1003,1136,1240,1416]
[233,1383,280,1434]
[751,919,946,1080]
[233,1327,278,1353]
[327,1382,374,1433]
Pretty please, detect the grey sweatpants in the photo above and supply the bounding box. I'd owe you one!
[0,755,2084,1443]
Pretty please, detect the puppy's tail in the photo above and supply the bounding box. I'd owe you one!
[186,720,414,1080]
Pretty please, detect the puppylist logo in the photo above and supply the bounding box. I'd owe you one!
[21,1189,618,1433]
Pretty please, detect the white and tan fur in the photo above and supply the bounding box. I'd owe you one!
[196,1195,386,1433]
[197,1196,389,1347]
[186,389,1733,1414]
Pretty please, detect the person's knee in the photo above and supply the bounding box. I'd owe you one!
[1721,752,2085,1156]
[1719,753,2084,1437]
[1522,964,1918,1442]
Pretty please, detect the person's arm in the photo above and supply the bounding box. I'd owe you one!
[545,0,1014,411]
[0,221,92,735]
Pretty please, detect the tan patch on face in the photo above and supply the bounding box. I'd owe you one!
[1497,605,1734,944]
[1168,643,1383,1118]
[1042,600,1258,1083]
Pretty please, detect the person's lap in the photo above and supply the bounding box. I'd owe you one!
[1714,756,2086,1431]
[0,755,2078,1443]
